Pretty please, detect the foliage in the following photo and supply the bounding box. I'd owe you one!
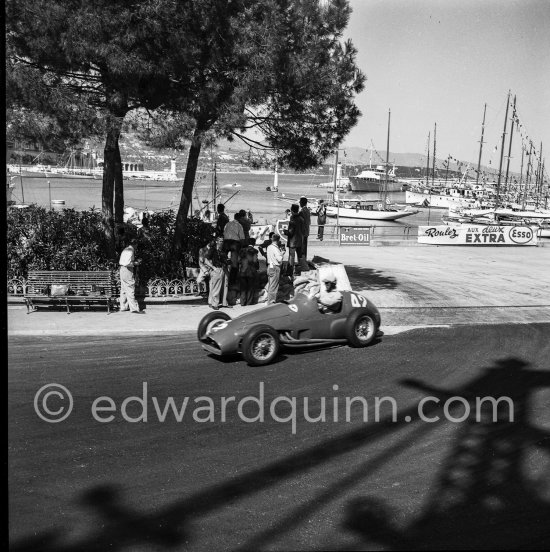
[7,206,214,283]
[136,210,215,284]
[7,207,115,277]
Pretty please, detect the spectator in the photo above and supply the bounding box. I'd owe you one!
[238,209,252,245]
[299,196,311,260]
[283,204,305,272]
[215,204,229,237]
[202,209,212,222]
[258,231,275,258]
[266,234,284,304]
[118,237,143,314]
[196,239,214,293]
[223,213,245,269]
[246,209,254,223]
[206,237,230,310]
[239,245,259,306]
[315,199,327,241]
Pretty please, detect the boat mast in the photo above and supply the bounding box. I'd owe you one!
[333,149,339,226]
[518,145,524,206]
[536,142,543,204]
[383,109,391,206]
[425,132,430,187]
[521,141,533,211]
[212,161,218,215]
[495,90,511,208]
[432,122,436,187]
[273,153,279,192]
[504,95,516,203]
[444,155,450,185]
[475,103,487,187]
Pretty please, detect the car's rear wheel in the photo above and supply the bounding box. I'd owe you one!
[346,309,378,347]
[242,325,280,366]
[197,311,231,342]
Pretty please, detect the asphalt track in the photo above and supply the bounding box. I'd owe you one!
[8,323,550,551]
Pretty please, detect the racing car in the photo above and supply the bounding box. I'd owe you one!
[197,291,381,366]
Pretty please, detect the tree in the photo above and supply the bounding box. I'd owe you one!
[6,0,183,255]
[7,0,365,262]
[122,0,365,258]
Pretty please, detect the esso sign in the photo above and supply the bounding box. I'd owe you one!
[508,226,533,244]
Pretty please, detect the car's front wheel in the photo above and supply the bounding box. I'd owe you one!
[242,325,280,366]
[197,311,231,342]
[346,309,378,347]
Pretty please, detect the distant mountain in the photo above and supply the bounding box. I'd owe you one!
[81,133,510,179]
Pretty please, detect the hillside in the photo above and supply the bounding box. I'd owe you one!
[69,133,508,179]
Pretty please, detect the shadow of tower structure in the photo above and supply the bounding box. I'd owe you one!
[344,357,550,549]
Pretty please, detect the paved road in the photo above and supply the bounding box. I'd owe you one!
[9,324,550,551]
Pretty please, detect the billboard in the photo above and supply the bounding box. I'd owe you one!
[418,225,538,246]
[339,226,371,245]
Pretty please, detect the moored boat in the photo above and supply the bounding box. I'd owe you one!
[349,164,402,192]
[326,198,419,221]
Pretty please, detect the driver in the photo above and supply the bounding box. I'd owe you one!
[314,272,343,313]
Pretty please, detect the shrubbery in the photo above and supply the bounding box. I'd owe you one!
[7,206,215,284]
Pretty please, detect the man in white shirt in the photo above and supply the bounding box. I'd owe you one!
[266,234,285,304]
[119,238,143,313]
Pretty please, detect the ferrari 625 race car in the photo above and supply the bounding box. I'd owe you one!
[197,291,381,366]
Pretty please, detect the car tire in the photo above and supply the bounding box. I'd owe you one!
[242,325,280,366]
[346,308,378,347]
[197,311,231,342]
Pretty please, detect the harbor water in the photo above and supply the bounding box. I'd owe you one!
[10,171,442,239]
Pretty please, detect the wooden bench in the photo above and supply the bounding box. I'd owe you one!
[24,271,118,314]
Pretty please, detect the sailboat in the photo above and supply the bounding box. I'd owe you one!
[326,110,419,222]
[443,92,549,231]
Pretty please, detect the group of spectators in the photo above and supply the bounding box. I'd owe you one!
[198,198,327,310]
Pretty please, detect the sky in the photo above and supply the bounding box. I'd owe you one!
[342,0,550,173]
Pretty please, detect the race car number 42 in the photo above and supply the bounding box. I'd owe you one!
[350,293,368,307]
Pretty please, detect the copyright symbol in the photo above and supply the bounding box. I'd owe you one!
[34,383,73,423]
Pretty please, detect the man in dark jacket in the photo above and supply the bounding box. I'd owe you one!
[215,204,229,237]
[283,203,305,272]
[299,196,311,260]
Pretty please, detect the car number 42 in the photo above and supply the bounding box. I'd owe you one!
[350,293,368,307]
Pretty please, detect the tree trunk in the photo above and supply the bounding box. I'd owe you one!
[172,129,204,261]
[101,103,126,258]
[114,140,124,227]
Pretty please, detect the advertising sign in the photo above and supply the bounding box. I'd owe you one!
[250,224,273,243]
[276,219,289,237]
[339,226,371,245]
[418,225,538,246]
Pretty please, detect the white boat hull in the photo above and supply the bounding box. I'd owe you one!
[326,205,418,221]
[406,190,477,209]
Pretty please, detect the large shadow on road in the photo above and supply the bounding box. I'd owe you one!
[312,255,399,292]
[11,357,550,551]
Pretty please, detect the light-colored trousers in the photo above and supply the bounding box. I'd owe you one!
[267,266,281,304]
[209,267,228,308]
[119,266,140,312]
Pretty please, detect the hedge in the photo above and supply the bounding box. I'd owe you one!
[7,206,215,284]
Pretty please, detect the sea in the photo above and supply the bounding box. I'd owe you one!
[10,171,442,238]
